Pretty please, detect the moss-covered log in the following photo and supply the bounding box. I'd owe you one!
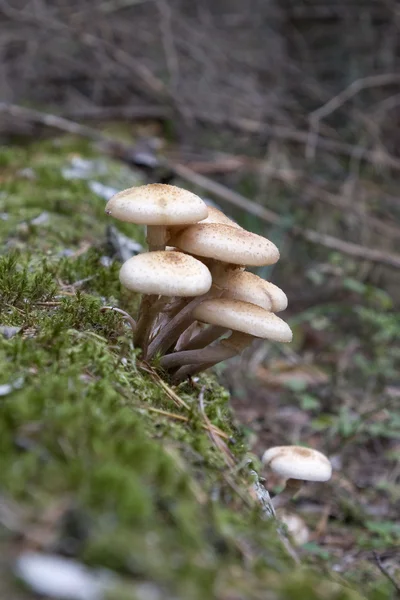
[0,139,365,599]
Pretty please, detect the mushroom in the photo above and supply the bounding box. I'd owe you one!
[160,298,292,376]
[180,270,274,352]
[262,281,288,312]
[148,224,280,359]
[262,446,332,505]
[218,270,288,313]
[169,223,280,266]
[199,206,242,228]
[105,183,208,251]
[276,510,310,546]
[119,251,212,351]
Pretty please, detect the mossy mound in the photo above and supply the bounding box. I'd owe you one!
[0,140,366,599]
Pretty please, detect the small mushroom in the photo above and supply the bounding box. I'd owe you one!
[262,281,288,312]
[170,223,280,266]
[161,298,292,375]
[262,445,332,505]
[199,206,242,228]
[119,251,212,351]
[276,510,310,546]
[105,183,208,251]
[218,270,288,313]
[168,206,241,237]
[178,272,275,352]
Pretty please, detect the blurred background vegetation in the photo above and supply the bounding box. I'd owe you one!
[0,0,399,598]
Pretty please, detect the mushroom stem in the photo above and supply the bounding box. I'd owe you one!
[175,321,202,351]
[147,286,222,360]
[160,331,253,370]
[146,225,168,252]
[172,361,215,383]
[179,325,227,351]
[273,479,303,508]
[134,294,159,349]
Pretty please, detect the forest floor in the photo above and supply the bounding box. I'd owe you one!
[0,134,399,599]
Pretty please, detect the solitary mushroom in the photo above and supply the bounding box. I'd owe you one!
[105,184,208,251]
[262,445,332,505]
[119,251,212,350]
[161,298,292,377]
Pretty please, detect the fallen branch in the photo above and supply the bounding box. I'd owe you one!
[58,102,400,173]
[62,105,170,122]
[373,551,400,595]
[169,163,400,270]
[2,102,400,270]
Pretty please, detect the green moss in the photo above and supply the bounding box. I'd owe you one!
[0,139,368,599]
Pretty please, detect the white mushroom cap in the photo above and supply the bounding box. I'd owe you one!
[170,223,280,266]
[199,206,242,229]
[213,270,273,310]
[262,446,332,482]
[119,251,212,296]
[105,184,208,225]
[276,510,309,546]
[193,299,292,342]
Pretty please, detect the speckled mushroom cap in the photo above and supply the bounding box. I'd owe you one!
[262,281,288,312]
[214,271,288,312]
[262,446,332,482]
[213,270,273,310]
[170,223,280,266]
[199,206,242,228]
[105,184,208,225]
[193,298,292,342]
[119,251,212,296]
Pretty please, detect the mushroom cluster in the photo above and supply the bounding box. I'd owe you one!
[105,183,292,382]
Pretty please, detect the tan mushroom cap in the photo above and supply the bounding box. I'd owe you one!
[276,510,310,546]
[105,184,208,225]
[199,206,242,229]
[193,298,292,342]
[213,270,273,310]
[170,223,280,266]
[262,446,332,482]
[263,281,288,312]
[119,251,212,296]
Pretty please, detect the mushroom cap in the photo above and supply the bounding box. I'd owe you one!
[263,281,288,312]
[192,298,292,342]
[276,510,309,546]
[199,206,242,229]
[105,184,208,225]
[214,270,273,310]
[262,446,332,482]
[119,251,212,296]
[170,223,280,266]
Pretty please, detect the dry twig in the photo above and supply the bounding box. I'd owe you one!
[307,73,400,159]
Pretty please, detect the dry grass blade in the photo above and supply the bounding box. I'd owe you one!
[139,363,190,410]
[198,386,235,468]
[144,405,230,440]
